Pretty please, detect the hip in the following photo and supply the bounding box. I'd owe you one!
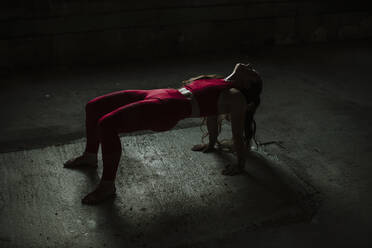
[144,88,193,118]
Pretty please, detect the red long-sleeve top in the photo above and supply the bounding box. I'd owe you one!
[184,78,232,116]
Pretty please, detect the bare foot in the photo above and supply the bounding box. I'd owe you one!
[82,182,116,205]
[63,152,98,169]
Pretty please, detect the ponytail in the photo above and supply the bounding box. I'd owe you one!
[181,73,263,151]
[182,74,225,86]
[241,76,263,150]
[244,97,260,149]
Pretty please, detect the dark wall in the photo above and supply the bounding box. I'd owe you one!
[1,0,371,69]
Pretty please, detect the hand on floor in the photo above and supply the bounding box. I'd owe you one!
[222,164,244,176]
[191,144,216,153]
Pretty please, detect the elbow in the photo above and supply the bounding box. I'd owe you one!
[233,135,245,147]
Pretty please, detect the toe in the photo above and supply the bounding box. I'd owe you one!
[82,192,97,205]
[64,156,97,169]
[63,159,75,168]
[81,188,116,205]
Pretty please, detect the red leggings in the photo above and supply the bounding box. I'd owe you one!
[84,88,192,180]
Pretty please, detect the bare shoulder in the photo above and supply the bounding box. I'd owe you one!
[219,88,247,113]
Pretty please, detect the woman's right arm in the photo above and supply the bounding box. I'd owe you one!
[206,115,218,148]
[191,115,218,152]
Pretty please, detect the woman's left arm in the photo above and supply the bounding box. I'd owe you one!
[222,91,247,175]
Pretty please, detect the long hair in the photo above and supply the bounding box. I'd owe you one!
[182,74,262,151]
[182,74,227,148]
[241,78,262,149]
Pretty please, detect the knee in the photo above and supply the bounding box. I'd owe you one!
[97,115,116,139]
[85,99,97,115]
[97,115,122,154]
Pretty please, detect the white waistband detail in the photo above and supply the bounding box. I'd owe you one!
[178,87,192,95]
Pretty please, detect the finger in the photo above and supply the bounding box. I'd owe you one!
[191,146,199,151]
[222,165,231,175]
[230,167,243,176]
[223,167,235,176]
[224,166,243,176]
[202,147,214,153]
[226,167,235,176]
[191,144,204,151]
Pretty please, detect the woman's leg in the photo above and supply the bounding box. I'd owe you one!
[64,89,148,168]
[82,98,170,204]
[84,89,148,154]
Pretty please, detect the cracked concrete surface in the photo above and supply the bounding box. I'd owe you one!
[0,40,371,247]
[0,125,317,247]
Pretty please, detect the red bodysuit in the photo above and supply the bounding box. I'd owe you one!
[184,78,232,116]
[84,78,231,180]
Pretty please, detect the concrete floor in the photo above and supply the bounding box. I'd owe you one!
[0,126,316,247]
[0,40,372,247]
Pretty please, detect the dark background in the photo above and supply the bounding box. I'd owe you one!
[1,0,371,70]
[0,1,372,248]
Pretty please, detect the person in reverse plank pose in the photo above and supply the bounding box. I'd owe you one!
[64,63,263,205]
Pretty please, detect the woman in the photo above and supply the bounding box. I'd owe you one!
[64,63,263,205]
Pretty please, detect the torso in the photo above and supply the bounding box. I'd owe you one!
[216,88,246,115]
[177,87,201,117]
[177,86,240,117]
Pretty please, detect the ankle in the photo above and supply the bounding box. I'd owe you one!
[83,151,97,160]
[99,180,115,189]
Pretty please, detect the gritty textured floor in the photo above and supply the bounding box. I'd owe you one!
[0,40,372,247]
[0,125,317,248]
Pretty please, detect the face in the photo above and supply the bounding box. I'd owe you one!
[225,63,259,89]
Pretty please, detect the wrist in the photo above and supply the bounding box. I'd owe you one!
[237,156,246,167]
[207,143,215,148]
[208,138,216,146]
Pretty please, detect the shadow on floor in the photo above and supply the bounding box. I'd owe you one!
[76,148,320,248]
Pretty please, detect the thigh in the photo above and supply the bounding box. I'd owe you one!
[98,98,179,133]
[87,89,149,115]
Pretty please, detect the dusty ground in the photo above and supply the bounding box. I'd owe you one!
[0,40,371,247]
